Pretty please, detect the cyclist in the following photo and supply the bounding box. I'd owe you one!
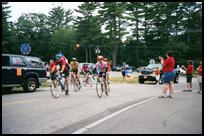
[55,53,70,95]
[82,63,91,83]
[103,57,111,84]
[95,55,108,89]
[49,58,58,88]
[70,57,82,88]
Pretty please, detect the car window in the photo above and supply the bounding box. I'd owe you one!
[10,56,26,67]
[2,56,10,66]
[147,64,162,69]
[26,57,44,68]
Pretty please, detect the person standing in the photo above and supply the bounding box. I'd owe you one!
[158,51,175,98]
[153,67,160,84]
[182,60,194,92]
[196,61,202,94]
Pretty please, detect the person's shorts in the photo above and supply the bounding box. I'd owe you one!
[162,72,174,84]
[198,75,202,83]
[72,68,78,73]
[62,70,69,78]
[186,74,193,83]
[50,73,57,80]
[98,72,106,79]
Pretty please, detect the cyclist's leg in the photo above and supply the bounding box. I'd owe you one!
[103,72,107,90]
[74,70,80,84]
[63,70,70,94]
[51,73,57,88]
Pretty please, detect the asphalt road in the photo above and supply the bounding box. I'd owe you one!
[2,73,202,134]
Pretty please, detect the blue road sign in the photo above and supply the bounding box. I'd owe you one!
[20,44,31,55]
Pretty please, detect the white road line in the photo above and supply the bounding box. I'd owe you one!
[72,96,157,134]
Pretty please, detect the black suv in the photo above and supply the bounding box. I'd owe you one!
[138,63,180,84]
[2,54,47,92]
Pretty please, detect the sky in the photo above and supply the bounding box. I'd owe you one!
[8,2,84,22]
[7,2,132,41]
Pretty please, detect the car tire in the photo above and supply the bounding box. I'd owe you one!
[139,77,144,84]
[23,78,37,92]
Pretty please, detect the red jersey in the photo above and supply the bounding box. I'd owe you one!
[50,62,57,73]
[186,64,194,74]
[56,57,69,71]
[82,64,89,71]
[162,56,175,72]
[197,64,202,75]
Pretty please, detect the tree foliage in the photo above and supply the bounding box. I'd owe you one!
[2,2,202,67]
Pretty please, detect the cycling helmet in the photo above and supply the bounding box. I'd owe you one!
[97,55,103,60]
[55,53,63,60]
[72,57,77,61]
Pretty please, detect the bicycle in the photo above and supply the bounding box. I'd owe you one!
[96,72,110,98]
[83,72,93,87]
[50,73,68,98]
[70,72,81,92]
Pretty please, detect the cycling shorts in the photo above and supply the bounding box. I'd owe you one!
[98,72,106,80]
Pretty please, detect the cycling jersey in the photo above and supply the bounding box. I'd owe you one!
[82,64,89,72]
[56,57,69,72]
[70,61,79,73]
[95,61,107,73]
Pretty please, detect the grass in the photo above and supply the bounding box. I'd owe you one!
[109,76,138,84]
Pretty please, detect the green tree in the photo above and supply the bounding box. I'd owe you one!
[2,2,18,53]
[48,6,73,33]
[74,2,103,62]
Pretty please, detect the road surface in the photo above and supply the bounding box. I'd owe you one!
[2,73,202,134]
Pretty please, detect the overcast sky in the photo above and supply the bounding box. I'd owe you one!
[8,2,84,22]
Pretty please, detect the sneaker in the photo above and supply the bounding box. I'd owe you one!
[182,89,188,92]
[167,95,174,98]
[188,89,192,92]
[158,95,166,98]
[68,90,71,95]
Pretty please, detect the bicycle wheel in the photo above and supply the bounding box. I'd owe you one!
[50,81,62,98]
[96,79,103,98]
[87,77,93,87]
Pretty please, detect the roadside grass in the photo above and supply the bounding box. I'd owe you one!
[109,76,138,84]
[41,81,51,87]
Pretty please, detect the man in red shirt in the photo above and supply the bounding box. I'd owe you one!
[196,61,202,93]
[182,60,194,92]
[55,54,70,95]
[159,51,175,98]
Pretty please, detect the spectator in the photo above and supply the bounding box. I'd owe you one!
[158,51,175,98]
[196,61,202,94]
[153,67,160,84]
[182,60,194,92]
[121,65,126,81]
